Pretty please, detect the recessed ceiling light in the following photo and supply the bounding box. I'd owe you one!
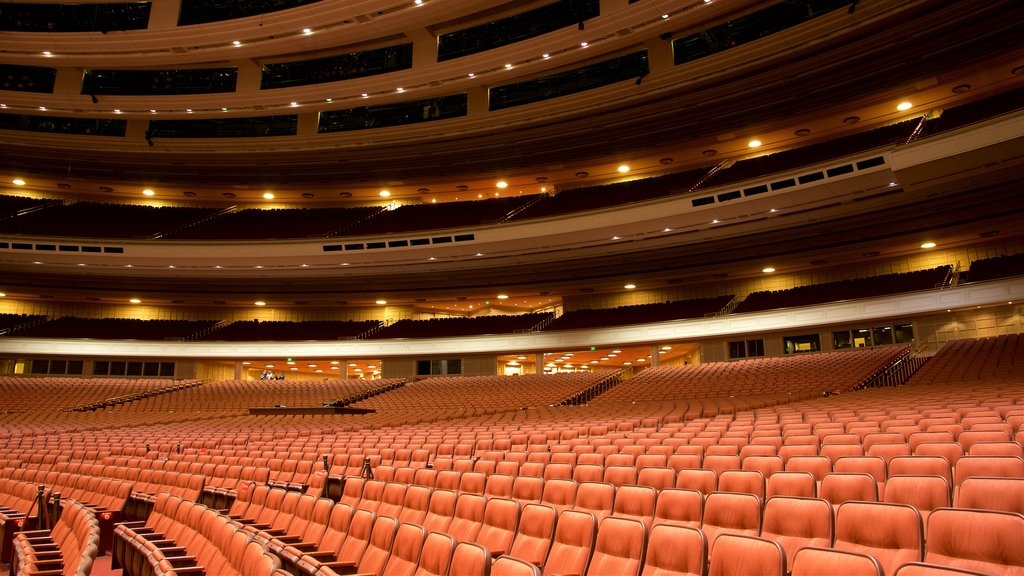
[348,363,358,367]
[361,93,368,98]
[32,261,42,265]
[302,28,312,35]
[897,101,912,111]
[497,294,509,300]
[542,53,550,59]
[42,51,51,56]
[129,298,142,304]
[325,98,332,103]
[376,299,388,305]
[748,139,762,148]
[379,190,391,197]
[186,108,193,113]
[149,109,156,113]
[39,106,46,111]
[12,178,25,186]
[762,266,776,273]
[617,165,629,173]
[612,350,621,354]
[290,102,299,107]
[624,284,636,289]
[612,236,621,240]
[661,14,669,19]
[263,192,274,199]
[712,219,719,224]
[113,109,121,114]
[254,301,266,306]
[663,228,672,232]
[396,87,404,93]
[769,208,777,213]
[265,364,274,368]
[505,63,513,69]
[920,241,937,249]
[232,40,241,46]
[468,72,475,78]
[580,42,588,47]
[496,181,508,188]
[142,189,155,196]
[221,107,228,112]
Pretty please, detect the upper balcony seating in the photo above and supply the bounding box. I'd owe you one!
[964,253,1024,283]
[337,196,537,236]
[542,296,733,332]
[0,201,218,238]
[0,313,47,334]
[166,206,381,240]
[198,320,380,341]
[0,194,49,218]
[11,317,218,340]
[734,267,951,314]
[367,313,552,339]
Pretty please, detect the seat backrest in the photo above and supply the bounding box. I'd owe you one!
[460,471,487,495]
[766,471,816,498]
[954,456,1024,487]
[760,496,833,567]
[340,477,366,509]
[475,498,521,557]
[337,509,376,564]
[708,534,785,576]
[640,524,706,576]
[834,501,923,575]
[955,477,1024,514]
[384,523,426,576]
[676,469,717,495]
[540,479,577,515]
[785,456,832,482]
[888,456,952,484]
[493,555,542,576]
[883,475,950,522]
[511,475,544,506]
[612,485,657,528]
[791,546,883,576]
[718,470,765,500]
[543,510,596,576]
[925,508,1024,574]
[414,531,455,576]
[701,491,762,553]
[316,502,354,556]
[450,493,486,543]
[586,516,646,576]
[358,515,400,576]
[422,489,457,534]
[652,488,702,529]
[508,503,556,567]
[636,467,676,491]
[450,542,492,576]
[399,485,432,526]
[820,473,878,509]
[575,481,615,524]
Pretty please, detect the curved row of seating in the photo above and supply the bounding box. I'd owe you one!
[11,499,100,576]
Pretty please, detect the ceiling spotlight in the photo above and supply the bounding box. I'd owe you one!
[263,192,275,199]
[497,294,509,300]
[897,101,913,111]
[748,139,762,148]
[415,0,423,4]
[542,53,550,59]
[468,72,475,78]
[302,28,312,35]
[920,241,937,249]
[496,181,508,189]
[505,63,513,69]
[580,42,588,47]
[396,87,404,93]
[290,102,299,107]
[142,189,155,196]
[762,267,776,273]
[711,219,720,224]
[376,299,388,305]
[254,301,266,306]
[129,298,141,304]
[232,40,241,46]
[617,165,630,173]
[624,284,636,289]
[12,178,25,186]
[379,190,391,197]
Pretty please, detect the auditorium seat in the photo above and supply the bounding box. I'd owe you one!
[790,547,883,576]
[643,489,697,530]
[640,524,706,576]
[542,510,596,576]
[954,477,1024,514]
[895,562,994,576]
[636,467,676,491]
[450,493,486,543]
[701,492,762,554]
[586,517,646,576]
[415,532,456,576]
[423,490,457,534]
[888,456,953,486]
[540,479,577,515]
[924,508,1024,574]
[759,496,833,567]
[833,501,923,575]
[718,470,765,500]
[707,534,785,576]
[399,486,432,525]
[493,555,543,576]
[475,498,520,557]
[883,475,951,523]
[381,522,425,575]
[676,469,717,495]
[507,503,556,568]
[766,471,817,498]
[574,482,615,524]
[820,473,879,511]
[450,541,492,576]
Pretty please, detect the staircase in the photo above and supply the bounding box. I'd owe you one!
[557,370,625,406]
[854,344,928,391]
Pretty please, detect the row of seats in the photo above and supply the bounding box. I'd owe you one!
[11,499,100,576]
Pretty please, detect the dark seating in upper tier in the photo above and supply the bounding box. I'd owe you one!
[166,206,383,240]
[543,296,734,332]
[0,313,47,334]
[0,202,218,238]
[198,320,380,341]
[10,317,218,340]
[734,267,951,314]
[366,313,552,339]
[964,253,1024,284]
[338,197,538,236]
